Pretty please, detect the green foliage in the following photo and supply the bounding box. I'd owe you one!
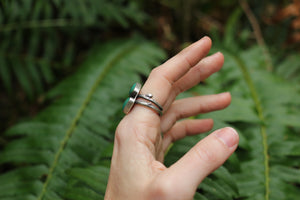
[165,45,300,199]
[65,166,110,200]
[1,1,300,200]
[2,38,299,199]
[0,0,147,99]
[165,9,300,199]
[0,37,166,200]
[276,53,300,84]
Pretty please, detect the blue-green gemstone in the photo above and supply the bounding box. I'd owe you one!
[122,97,130,110]
[129,83,136,96]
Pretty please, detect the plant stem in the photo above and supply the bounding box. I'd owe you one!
[0,19,84,32]
[37,42,137,200]
[239,0,273,71]
[233,55,270,200]
[182,0,193,42]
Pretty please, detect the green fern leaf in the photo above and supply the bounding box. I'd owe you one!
[65,166,110,200]
[164,45,300,200]
[0,0,147,98]
[0,37,166,200]
[276,54,300,83]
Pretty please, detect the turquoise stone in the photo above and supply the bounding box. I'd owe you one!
[122,97,130,110]
[129,83,136,96]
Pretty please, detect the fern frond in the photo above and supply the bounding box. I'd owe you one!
[65,166,110,200]
[276,53,300,84]
[165,45,300,200]
[51,46,300,200]
[0,37,166,199]
[0,0,147,99]
[199,11,300,198]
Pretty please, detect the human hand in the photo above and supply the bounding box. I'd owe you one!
[105,36,239,200]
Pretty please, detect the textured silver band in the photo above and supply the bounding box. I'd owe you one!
[135,99,163,116]
[138,94,163,111]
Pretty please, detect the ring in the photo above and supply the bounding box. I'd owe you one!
[122,83,163,116]
[138,94,163,111]
[135,100,163,116]
[122,83,141,114]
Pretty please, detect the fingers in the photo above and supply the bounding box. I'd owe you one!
[165,127,239,193]
[162,119,214,152]
[130,37,212,118]
[156,36,212,83]
[165,52,224,107]
[161,92,231,133]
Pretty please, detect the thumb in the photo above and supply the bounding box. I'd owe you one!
[162,127,239,198]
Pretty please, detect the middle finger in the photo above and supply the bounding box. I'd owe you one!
[161,92,231,133]
[164,51,225,109]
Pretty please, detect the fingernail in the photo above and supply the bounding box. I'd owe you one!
[214,127,239,148]
[199,36,211,42]
[211,51,222,57]
[218,91,230,96]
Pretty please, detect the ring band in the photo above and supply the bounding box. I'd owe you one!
[123,83,163,116]
[138,94,163,111]
[135,99,163,116]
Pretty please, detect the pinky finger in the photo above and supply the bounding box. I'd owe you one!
[162,119,214,152]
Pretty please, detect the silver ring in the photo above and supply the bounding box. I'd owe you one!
[135,100,163,116]
[123,83,164,116]
[138,94,163,111]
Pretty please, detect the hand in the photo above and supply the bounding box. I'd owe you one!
[105,36,239,200]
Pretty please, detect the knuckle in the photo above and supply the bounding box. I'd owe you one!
[150,67,161,77]
[134,124,156,153]
[148,180,192,200]
[173,83,184,96]
[194,144,217,163]
[115,122,157,156]
[150,66,174,86]
[183,55,193,68]
[115,122,128,145]
[148,180,173,199]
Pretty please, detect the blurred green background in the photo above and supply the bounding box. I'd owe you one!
[0,0,299,132]
[0,1,300,200]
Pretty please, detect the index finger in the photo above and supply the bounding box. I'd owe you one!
[132,36,212,117]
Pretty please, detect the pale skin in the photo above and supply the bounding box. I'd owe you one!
[105,36,239,200]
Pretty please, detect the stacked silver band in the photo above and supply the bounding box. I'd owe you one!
[135,100,163,116]
[137,94,163,111]
[123,83,163,116]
